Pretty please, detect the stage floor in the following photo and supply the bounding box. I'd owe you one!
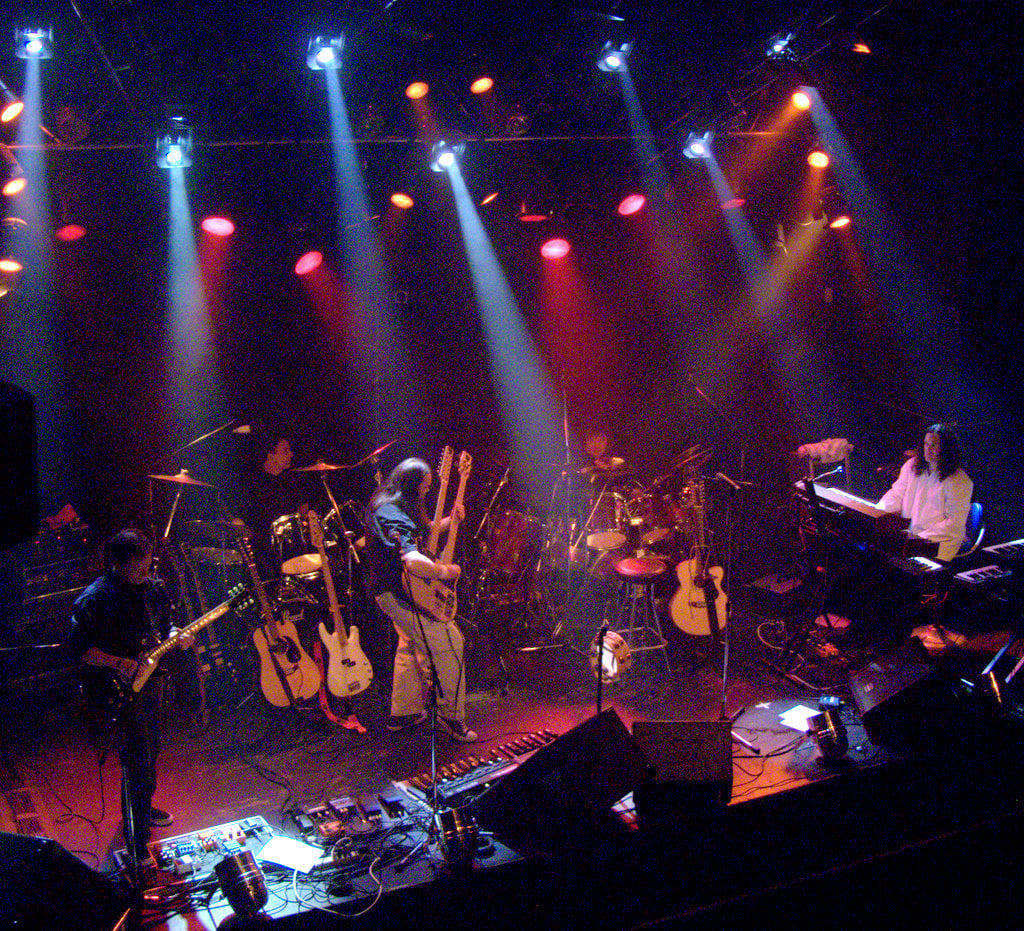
[2,593,1010,928]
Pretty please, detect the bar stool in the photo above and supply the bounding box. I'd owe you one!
[611,556,671,674]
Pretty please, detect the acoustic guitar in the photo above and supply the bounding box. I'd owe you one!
[670,477,728,637]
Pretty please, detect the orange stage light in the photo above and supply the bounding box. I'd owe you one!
[792,91,812,111]
[390,192,414,209]
[3,177,27,196]
[0,257,24,273]
[405,81,429,100]
[1,100,24,123]
[807,150,830,168]
[829,215,851,229]
[480,191,500,206]
[470,76,494,94]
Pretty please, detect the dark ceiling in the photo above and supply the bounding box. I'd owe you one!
[1,0,889,150]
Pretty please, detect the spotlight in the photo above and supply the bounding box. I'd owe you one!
[835,30,872,55]
[155,120,193,169]
[766,32,796,61]
[0,80,23,123]
[55,224,86,242]
[470,75,494,94]
[390,191,414,209]
[722,197,746,210]
[480,191,500,206]
[792,90,812,111]
[597,39,634,73]
[807,149,830,168]
[808,710,848,761]
[540,237,570,259]
[429,140,463,173]
[821,187,851,229]
[306,34,344,70]
[295,250,323,276]
[0,258,23,274]
[3,176,26,197]
[683,129,714,160]
[829,215,851,229]
[201,216,235,236]
[617,193,646,216]
[405,81,429,100]
[15,25,53,60]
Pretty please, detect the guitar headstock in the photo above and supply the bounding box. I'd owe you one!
[437,446,454,482]
[307,510,323,548]
[228,583,255,612]
[457,450,473,477]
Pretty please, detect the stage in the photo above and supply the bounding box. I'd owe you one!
[4,591,1023,929]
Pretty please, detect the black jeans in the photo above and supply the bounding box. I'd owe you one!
[117,682,161,856]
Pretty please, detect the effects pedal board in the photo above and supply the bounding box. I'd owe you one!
[115,815,274,882]
[294,791,408,845]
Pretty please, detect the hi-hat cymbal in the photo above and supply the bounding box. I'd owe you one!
[293,460,348,473]
[147,470,215,488]
[579,456,626,475]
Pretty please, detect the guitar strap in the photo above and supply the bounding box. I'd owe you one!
[313,641,366,733]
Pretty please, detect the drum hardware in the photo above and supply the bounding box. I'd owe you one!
[189,546,243,566]
[271,513,337,578]
[147,469,216,487]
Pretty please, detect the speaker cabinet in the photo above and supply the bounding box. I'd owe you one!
[0,380,38,550]
[849,649,949,745]
[631,720,733,825]
[473,708,648,852]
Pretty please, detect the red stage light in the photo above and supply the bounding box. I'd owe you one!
[0,257,23,273]
[540,238,570,259]
[405,82,429,100]
[480,191,500,206]
[55,224,87,242]
[792,91,812,111]
[722,198,746,210]
[470,76,494,94]
[617,194,646,216]
[294,251,323,275]
[1,100,24,123]
[201,216,235,236]
[3,177,27,196]
[390,192,414,209]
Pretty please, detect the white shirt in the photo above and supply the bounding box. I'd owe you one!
[877,457,973,560]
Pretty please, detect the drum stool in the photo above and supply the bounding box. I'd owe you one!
[611,556,671,674]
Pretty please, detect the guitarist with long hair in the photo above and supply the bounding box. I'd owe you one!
[365,457,477,743]
[70,529,194,867]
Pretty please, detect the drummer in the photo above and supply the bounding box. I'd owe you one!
[240,432,308,578]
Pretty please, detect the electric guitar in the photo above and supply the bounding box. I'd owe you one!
[670,478,728,637]
[236,532,322,707]
[404,450,472,623]
[309,511,373,697]
[424,446,454,558]
[82,585,250,715]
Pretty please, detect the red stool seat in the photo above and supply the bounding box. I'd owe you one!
[615,556,667,581]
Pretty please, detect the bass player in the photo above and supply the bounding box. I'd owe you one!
[364,457,477,743]
[69,529,194,867]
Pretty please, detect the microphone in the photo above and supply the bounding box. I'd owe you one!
[387,529,402,548]
[812,464,845,482]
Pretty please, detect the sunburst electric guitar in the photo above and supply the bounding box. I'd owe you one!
[237,532,322,707]
[404,450,472,623]
[309,510,373,697]
[670,478,728,637]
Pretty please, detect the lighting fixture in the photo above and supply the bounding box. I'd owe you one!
[807,149,830,168]
[55,224,87,242]
[0,257,24,274]
[294,251,323,276]
[405,81,429,100]
[15,25,53,60]
[809,710,848,761]
[429,140,463,173]
[540,238,570,260]
[682,129,714,160]
[617,193,646,216]
[766,32,796,61]
[0,79,23,123]
[3,176,26,197]
[390,192,414,209]
[597,39,634,73]
[306,35,344,71]
[792,90,812,110]
[155,120,194,169]
[470,76,494,94]
[201,216,235,236]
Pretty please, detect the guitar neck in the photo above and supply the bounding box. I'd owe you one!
[426,448,453,557]
[238,543,280,641]
[439,466,471,564]
[309,514,346,636]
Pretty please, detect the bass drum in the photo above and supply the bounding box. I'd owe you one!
[487,510,542,578]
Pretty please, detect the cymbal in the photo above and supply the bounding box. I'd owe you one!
[147,470,215,488]
[293,460,348,473]
[579,456,626,475]
[352,439,397,468]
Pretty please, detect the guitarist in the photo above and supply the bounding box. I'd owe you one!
[365,458,477,743]
[69,530,194,867]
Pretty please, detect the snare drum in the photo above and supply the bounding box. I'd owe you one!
[586,488,626,551]
[487,510,542,577]
[271,513,334,577]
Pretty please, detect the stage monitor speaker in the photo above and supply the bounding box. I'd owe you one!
[0,832,129,928]
[631,720,732,825]
[0,380,38,550]
[473,707,649,852]
[849,647,952,745]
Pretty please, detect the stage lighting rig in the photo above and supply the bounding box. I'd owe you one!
[307,35,344,71]
[0,79,23,123]
[429,138,464,173]
[682,129,714,160]
[766,32,797,61]
[156,119,194,169]
[597,39,633,73]
[15,25,53,60]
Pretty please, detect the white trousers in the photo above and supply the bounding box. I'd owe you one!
[376,592,467,722]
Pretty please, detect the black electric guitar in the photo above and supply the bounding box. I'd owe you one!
[235,533,322,707]
[81,585,250,716]
[404,451,472,623]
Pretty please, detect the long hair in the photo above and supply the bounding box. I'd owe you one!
[914,423,963,480]
[367,458,431,527]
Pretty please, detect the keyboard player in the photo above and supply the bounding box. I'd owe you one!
[876,423,973,561]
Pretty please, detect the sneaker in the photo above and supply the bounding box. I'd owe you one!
[438,717,478,743]
[387,711,427,732]
[150,807,174,827]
